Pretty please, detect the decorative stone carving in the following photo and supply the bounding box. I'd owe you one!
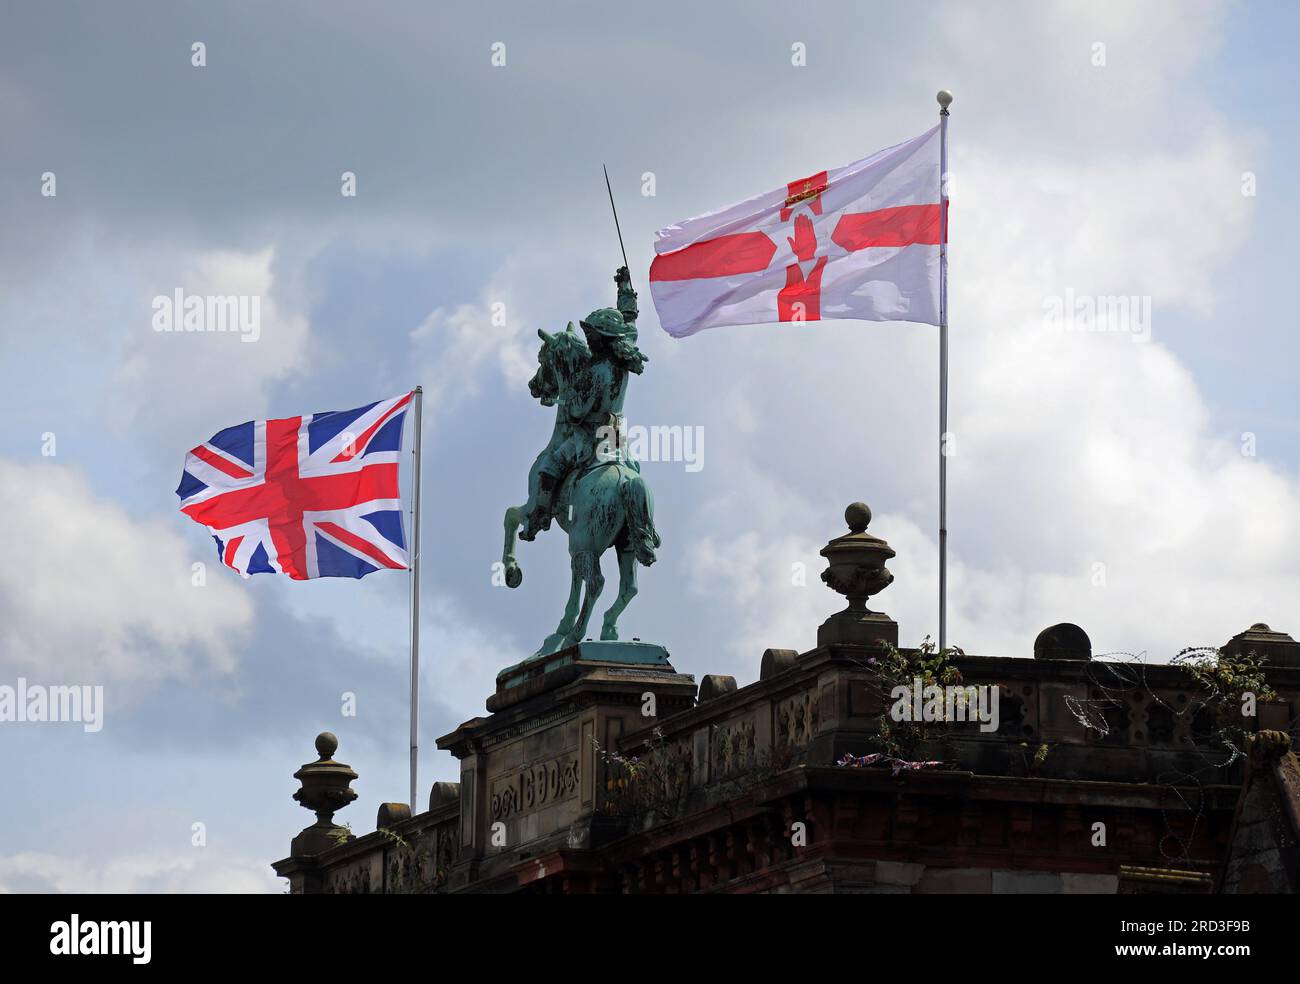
[432,820,459,887]
[490,755,580,820]
[290,732,358,857]
[657,736,695,805]
[326,859,372,894]
[818,502,899,647]
[711,719,757,778]
[775,691,821,749]
[378,816,460,894]
[655,738,696,805]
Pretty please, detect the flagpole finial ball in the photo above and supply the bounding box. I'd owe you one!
[845,502,872,533]
[936,90,953,111]
[315,731,339,760]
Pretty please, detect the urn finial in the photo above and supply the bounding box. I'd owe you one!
[290,732,359,857]
[818,502,899,648]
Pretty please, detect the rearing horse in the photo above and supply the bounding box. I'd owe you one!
[502,326,661,656]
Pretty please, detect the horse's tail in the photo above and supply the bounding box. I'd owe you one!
[620,472,661,567]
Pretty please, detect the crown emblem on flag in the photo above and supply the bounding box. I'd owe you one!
[781,171,828,220]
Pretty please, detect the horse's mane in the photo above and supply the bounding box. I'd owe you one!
[547,329,591,377]
[530,328,591,405]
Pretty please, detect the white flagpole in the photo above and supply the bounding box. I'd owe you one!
[409,385,424,811]
[937,89,952,653]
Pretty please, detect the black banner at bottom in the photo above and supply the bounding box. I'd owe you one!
[0,892,1282,970]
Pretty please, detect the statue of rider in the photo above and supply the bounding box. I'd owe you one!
[520,266,646,541]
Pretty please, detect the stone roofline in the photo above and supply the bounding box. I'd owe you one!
[272,502,1300,894]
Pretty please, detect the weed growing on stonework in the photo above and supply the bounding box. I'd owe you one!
[1173,645,1278,761]
[592,726,691,822]
[592,725,793,827]
[851,637,964,759]
[378,826,431,894]
[1018,741,1051,777]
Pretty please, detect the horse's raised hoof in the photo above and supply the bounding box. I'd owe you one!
[505,563,523,589]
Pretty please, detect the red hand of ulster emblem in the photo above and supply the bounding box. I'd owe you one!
[787,213,817,262]
[779,175,828,322]
[778,256,827,322]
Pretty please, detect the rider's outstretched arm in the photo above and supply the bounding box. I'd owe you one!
[615,266,638,329]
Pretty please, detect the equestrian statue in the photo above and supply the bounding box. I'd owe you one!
[501,266,661,657]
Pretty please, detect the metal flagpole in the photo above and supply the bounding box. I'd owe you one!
[409,385,424,811]
[937,89,952,653]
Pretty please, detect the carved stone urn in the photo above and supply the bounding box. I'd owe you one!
[290,732,359,857]
[818,502,899,648]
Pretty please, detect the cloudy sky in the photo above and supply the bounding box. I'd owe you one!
[3,0,1298,892]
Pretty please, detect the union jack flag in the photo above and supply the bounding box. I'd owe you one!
[176,392,413,580]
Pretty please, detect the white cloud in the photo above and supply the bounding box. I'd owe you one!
[930,130,1297,657]
[411,252,602,417]
[112,247,311,442]
[684,529,827,679]
[676,124,1299,664]
[665,29,1292,667]
[0,850,279,894]
[0,459,254,686]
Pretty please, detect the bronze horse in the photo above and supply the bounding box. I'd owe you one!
[501,326,660,656]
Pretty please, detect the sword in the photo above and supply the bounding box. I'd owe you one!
[603,163,631,280]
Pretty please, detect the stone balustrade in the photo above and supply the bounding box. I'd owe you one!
[273,504,1300,894]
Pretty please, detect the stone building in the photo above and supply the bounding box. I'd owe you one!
[273,504,1300,894]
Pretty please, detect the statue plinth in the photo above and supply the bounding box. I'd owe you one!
[491,640,672,711]
[437,642,694,889]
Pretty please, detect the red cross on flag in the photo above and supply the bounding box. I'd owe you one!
[649,125,944,337]
[175,393,413,580]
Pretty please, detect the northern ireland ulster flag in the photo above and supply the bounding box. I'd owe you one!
[650,125,944,337]
[176,393,412,580]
